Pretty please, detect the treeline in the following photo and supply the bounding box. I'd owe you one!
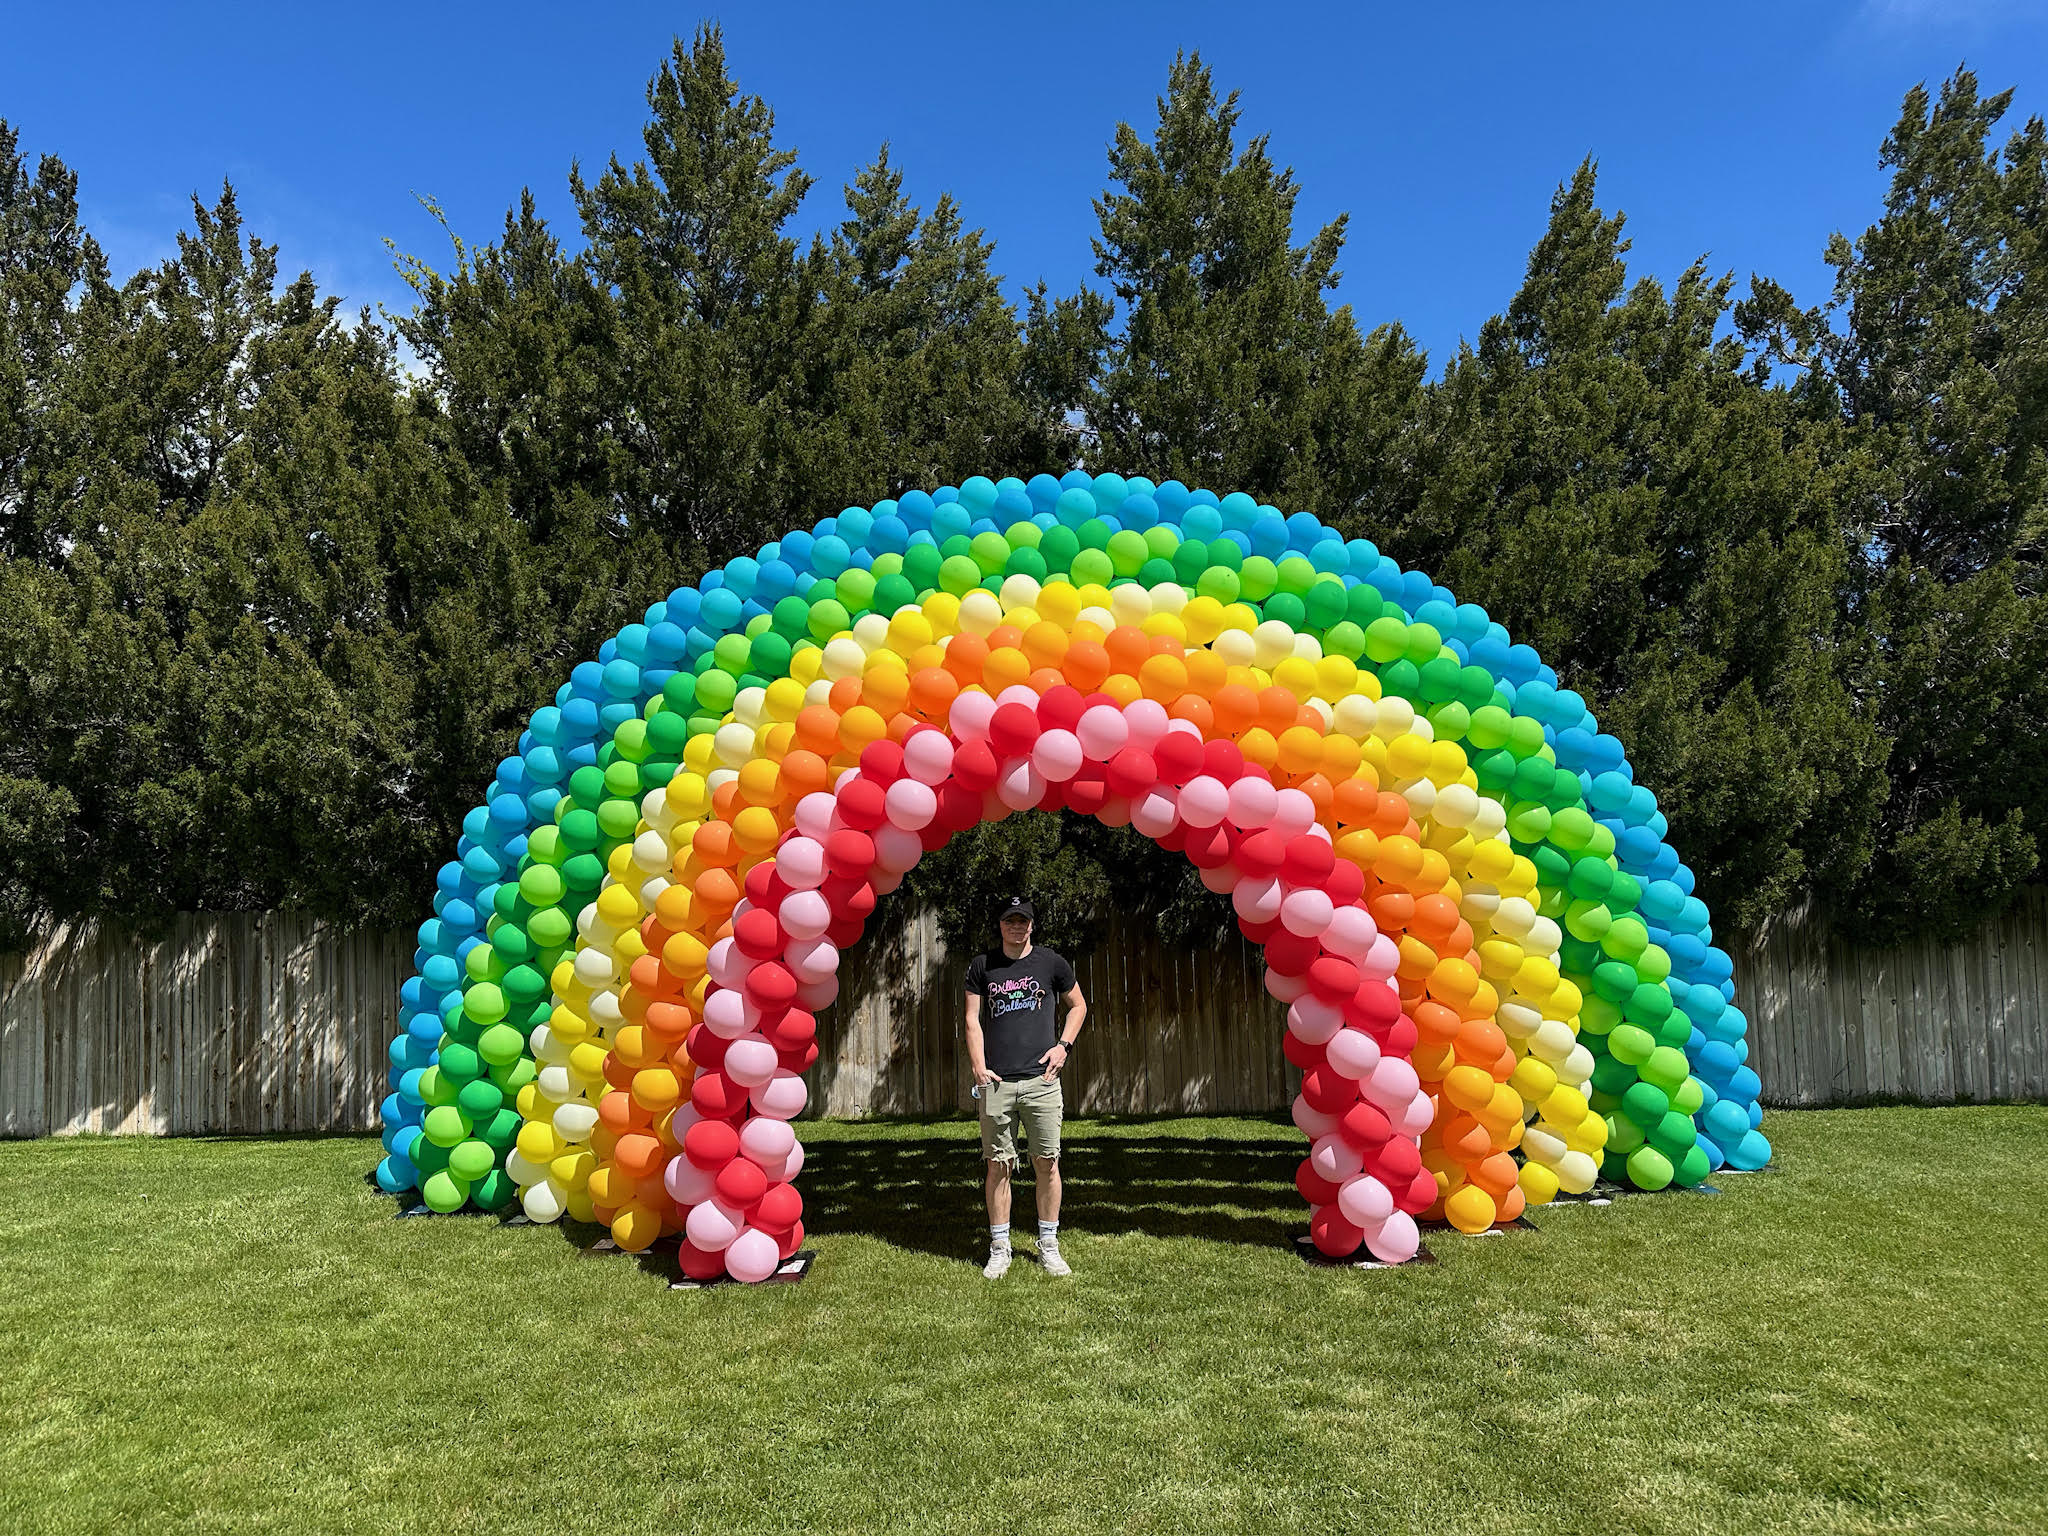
[1,26,2042,956]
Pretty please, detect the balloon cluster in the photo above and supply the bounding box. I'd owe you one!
[376,472,1771,1278]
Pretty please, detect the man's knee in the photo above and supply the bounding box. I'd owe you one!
[986,1156,1014,1181]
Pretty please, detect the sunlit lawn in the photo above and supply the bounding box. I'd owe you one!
[1,1107,2042,1535]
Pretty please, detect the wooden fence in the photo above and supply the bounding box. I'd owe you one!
[3,896,2046,1137]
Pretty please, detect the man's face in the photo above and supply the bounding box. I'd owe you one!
[1000,913,1032,944]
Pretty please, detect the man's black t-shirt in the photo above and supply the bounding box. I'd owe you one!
[966,946,1076,1080]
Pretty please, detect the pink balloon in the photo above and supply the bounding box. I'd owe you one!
[1360,933,1401,981]
[702,988,751,1040]
[1096,794,1133,828]
[1279,887,1334,937]
[903,730,955,785]
[776,836,827,890]
[1226,775,1278,829]
[1122,697,1169,750]
[871,868,904,895]
[1271,787,1317,838]
[1031,728,1084,782]
[685,1197,744,1252]
[724,1226,781,1283]
[723,1035,779,1088]
[794,975,839,1010]
[1325,1026,1382,1080]
[771,1139,806,1183]
[739,1116,797,1167]
[1364,1056,1421,1110]
[949,689,997,742]
[1291,1095,1340,1139]
[751,1069,809,1120]
[664,1156,718,1206]
[1231,873,1283,923]
[884,778,937,831]
[706,937,748,988]
[996,757,1045,811]
[1198,863,1238,895]
[1076,704,1129,760]
[793,791,840,843]
[1309,1132,1364,1183]
[1322,904,1379,958]
[995,685,1042,712]
[1363,1208,1421,1264]
[872,823,924,874]
[1265,969,1309,1003]
[1286,996,1344,1044]
[1131,788,1178,839]
[777,889,832,942]
[1338,1173,1394,1229]
[1178,775,1229,827]
[1397,1092,1436,1138]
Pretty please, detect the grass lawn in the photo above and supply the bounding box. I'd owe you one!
[1,1107,2042,1535]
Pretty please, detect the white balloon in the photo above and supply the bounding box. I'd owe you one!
[521,1178,568,1223]
[552,1102,599,1142]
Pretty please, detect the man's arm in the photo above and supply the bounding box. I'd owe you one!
[1039,982,1088,1079]
[964,990,999,1088]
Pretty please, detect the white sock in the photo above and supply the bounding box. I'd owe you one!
[1038,1220,1059,1248]
[990,1223,1010,1250]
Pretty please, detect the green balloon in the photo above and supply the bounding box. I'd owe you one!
[559,808,601,853]
[421,1170,471,1213]
[969,531,1010,576]
[448,1138,495,1182]
[1264,592,1306,631]
[1324,621,1366,660]
[1238,556,1278,602]
[1467,705,1513,749]
[518,865,566,909]
[1275,556,1317,597]
[1106,529,1148,577]
[1071,548,1115,588]
[567,765,607,809]
[478,1022,527,1068]
[1626,1145,1674,1191]
[1622,1080,1671,1129]
[1641,1045,1691,1093]
[613,718,650,763]
[472,1169,519,1212]
[437,1043,482,1084]
[1038,525,1080,573]
[1078,517,1114,551]
[1195,566,1240,604]
[1364,617,1409,664]
[1006,546,1049,582]
[423,1104,472,1148]
[464,982,507,1025]
[457,1079,504,1119]
[1607,1023,1656,1066]
[480,1106,523,1152]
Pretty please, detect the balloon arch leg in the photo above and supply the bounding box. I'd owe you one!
[376,472,1771,1283]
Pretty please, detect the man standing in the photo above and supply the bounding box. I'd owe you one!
[964,898,1088,1279]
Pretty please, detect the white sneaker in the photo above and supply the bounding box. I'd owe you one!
[1040,1244,1071,1278]
[983,1246,1012,1280]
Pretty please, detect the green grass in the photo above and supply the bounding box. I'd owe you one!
[1,1108,2042,1535]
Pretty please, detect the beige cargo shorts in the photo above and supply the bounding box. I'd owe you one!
[979,1074,1063,1167]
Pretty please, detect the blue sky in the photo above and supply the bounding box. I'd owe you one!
[2,1,2042,368]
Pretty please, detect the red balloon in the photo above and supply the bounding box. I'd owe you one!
[1200,738,1245,780]
[1185,824,1234,869]
[1338,1102,1393,1147]
[989,702,1040,757]
[1263,928,1319,974]
[754,1181,803,1233]
[776,1220,806,1260]
[837,777,888,831]
[733,907,783,960]
[685,1024,730,1070]
[744,962,797,1010]
[1402,1168,1441,1215]
[690,1070,747,1120]
[951,738,999,791]
[826,914,866,948]
[935,782,981,833]
[1310,1204,1365,1258]
[1280,835,1335,886]
[677,1239,728,1280]
[858,739,905,784]
[824,830,875,880]
[715,1156,768,1209]
[1065,764,1108,816]
[778,1040,821,1073]
[1154,822,1190,853]
[1104,747,1157,799]
[1296,1160,1342,1207]
[1345,979,1401,1030]
[1152,730,1203,784]
[1326,861,1365,906]
[1308,955,1362,1002]
[1300,1064,1359,1115]
[1038,685,1086,732]
[743,861,790,913]
[683,1118,739,1169]
[764,1008,817,1049]
[1236,829,1286,879]
[1380,1014,1419,1056]
[827,879,877,922]
[1369,1136,1422,1184]
[1282,1031,1327,1071]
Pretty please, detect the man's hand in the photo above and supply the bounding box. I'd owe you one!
[1039,1042,1069,1081]
[974,1064,1001,1090]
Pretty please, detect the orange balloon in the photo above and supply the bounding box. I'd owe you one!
[945,632,991,685]
[1062,638,1110,691]
[1211,684,1259,736]
[827,676,865,713]
[1027,667,1067,696]
[1257,687,1298,733]
[987,623,1024,653]
[614,1133,666,1180]
[861,667,910,716]
[710,779,741,821]
[1139,653,1188,703]
[780,749,830,801]
[1099,673,1142,708]
[984,646,1032,692]
[1412,1000,1463,1045]
[908,667,959,720]
[1104,626,1151,677]
[693,821,738,868]
[1276,725,1324,775]
[794,705,841,755]
[1411,1041,1457,1081]
[1185,650,1228,695]
[693,866,739,913]
[1170,694,1215,734]
[1022,621,1069,669]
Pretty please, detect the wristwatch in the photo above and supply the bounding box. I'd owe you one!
[1053,1039,1074,1053]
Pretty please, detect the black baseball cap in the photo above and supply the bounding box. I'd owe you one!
[998,898,1035,922]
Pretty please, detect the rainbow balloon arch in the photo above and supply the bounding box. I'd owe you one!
[375,471,1770,1282]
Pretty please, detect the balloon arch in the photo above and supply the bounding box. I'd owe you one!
[375,472,1771,1282]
